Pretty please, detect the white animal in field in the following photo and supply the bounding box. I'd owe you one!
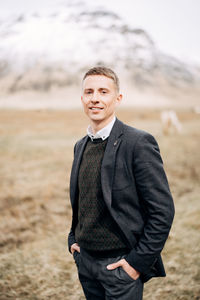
[161,110,182,135]
[193,106,200,114]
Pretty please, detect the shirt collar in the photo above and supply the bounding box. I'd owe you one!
[87,116,116,141]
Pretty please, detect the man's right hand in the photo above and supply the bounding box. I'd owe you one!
[70,243,80,254]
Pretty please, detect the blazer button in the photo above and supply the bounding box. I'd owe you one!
[114,140,118,146]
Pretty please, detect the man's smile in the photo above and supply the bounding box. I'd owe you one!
[89,107,104,110]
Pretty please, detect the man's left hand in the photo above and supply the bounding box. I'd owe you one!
[107,259,140,280]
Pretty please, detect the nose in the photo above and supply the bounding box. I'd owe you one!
[90,91,99,103]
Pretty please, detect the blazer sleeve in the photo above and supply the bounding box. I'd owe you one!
[125,132,175,274]
[67,142,78,253]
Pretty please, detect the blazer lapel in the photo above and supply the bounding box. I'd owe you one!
[101,119,124,208]
[70,136,89,207]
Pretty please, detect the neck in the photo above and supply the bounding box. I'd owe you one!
[90,116,115,134]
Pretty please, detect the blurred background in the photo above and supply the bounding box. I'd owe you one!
[0,0,200,108]
[0,0,200,299]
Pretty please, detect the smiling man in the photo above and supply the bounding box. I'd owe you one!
[68,66,175,300]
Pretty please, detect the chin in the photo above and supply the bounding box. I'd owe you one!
[89,114,104,120]
[91,117,103,122]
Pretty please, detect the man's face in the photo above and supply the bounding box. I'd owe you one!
[81,75,122,128]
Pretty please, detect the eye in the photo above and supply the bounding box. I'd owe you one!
[85,90,92,95]
[101,90,107,94]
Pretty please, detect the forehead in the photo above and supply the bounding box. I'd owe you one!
[82,75,115,90]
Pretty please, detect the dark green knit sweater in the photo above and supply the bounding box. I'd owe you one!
[75,138,127,251]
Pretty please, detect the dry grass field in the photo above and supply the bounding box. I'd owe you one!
[0,108,200,300]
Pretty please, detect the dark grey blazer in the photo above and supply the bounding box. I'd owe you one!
[68,118,175,282]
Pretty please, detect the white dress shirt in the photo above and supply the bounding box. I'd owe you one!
[87,117,116,141]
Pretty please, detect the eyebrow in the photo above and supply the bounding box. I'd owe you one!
[84,87,110,92]
[99,88,109,91]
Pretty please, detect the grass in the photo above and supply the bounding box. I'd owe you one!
[0,108,200,299]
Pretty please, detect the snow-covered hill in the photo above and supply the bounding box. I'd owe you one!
[0,0,199,96]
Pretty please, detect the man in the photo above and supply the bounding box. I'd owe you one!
[68,66,175,300]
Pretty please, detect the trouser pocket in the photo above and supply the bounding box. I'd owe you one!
[73,251,80,267]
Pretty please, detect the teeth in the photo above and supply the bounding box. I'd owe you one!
[91,108,102,110]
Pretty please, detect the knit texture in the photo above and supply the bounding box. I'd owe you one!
[75,138,127,251]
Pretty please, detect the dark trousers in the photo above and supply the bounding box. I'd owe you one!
[73,248,144,300]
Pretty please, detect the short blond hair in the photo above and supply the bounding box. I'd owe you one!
[83,66,120,92]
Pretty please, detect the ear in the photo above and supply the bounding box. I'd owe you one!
[116,93,122,106]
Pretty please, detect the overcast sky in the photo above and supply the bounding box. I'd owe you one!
[0,0,199,64]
